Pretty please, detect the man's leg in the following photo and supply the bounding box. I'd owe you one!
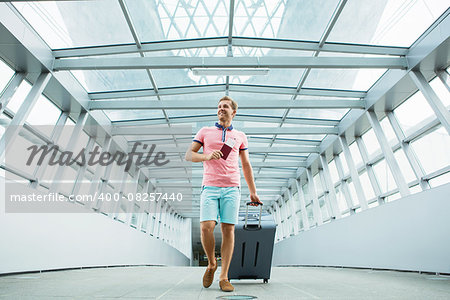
[219,223,235,281]
[200,220,217,269]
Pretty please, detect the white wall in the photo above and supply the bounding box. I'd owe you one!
[273,183,450,273]
[0,177,190,274]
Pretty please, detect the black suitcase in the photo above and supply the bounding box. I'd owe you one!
[228,202,276,283]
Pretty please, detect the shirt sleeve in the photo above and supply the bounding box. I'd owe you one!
[193,127,205,146]
[239,132,248,151]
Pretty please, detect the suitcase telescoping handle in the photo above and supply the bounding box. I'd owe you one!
[245,202,263,229]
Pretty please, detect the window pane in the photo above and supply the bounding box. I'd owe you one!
[360,171,375,200]
[306,204,315,226]
[395,91,435,135]
[429,76,450,107]
[26,96,61,125]
[361,128,381,159]
[429,172,450,188]
[338,153,349,176]
[349,141,363,169]
[0,59,14,93]
[319,196,329,221]
[335,186,348,212]
[57,118,75,149]
[385,192,401,202]
[411,126,450,175]
[380,116,398,145]
[329,159,340,184]
[5,81,32,114]
[347,180,359,207]
[5,134,38,176]
[393,149,416,184]
[373,159,396,193]
[313,174,323,195]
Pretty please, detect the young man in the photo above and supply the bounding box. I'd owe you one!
[185,96,262,292]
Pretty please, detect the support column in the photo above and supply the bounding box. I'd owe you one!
[436,69,450,93]
[87,136,112,210]
[387,111,430,190]
[339,136,368,210]
[366,111,410,197]
[0,72,51,161]
[355,137,384,204]
[319,155,342,219]
[30,111,69,189]
[334,155,355,214]
[49,111,88,193]
[306,168,323,226]
[0,72,26,115]
[318,170,334,219]
[286,188,299,235]
[294,179,310,230]
[409,70,450,135]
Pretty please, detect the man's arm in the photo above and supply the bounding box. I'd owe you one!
[185,142,222,162]
[239,149,262,206]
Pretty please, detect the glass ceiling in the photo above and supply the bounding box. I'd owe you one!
[10,0,449,138]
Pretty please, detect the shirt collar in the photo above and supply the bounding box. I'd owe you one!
[215,122,233,131]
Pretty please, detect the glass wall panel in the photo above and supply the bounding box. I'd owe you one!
[328,0,449,47]
[411,126,450,174]
[313,174,323,195]
[335,186,347,212]
[429,76,450,107]
[319,196,329,221]
[338,153,349,175]
[347,180,359,206]
[373,159,396,193]
[5,81,32,114]
[380,117,397,145]
[306,203,314,226]
[349,141,363,168]
[429,172,450,188]
[361,128,381,159]
[57,118,75,149]
[393,149,416,184]
[0,59,14,93]
[359,171,375,200]
[6,134,38,176]
[395,91,435,135]
[329,159,340,184]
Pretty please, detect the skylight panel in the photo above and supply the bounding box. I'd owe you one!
[327,0,449,47]
[13,1,134,49]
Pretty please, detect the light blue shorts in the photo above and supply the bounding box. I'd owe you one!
[200,186,241,225]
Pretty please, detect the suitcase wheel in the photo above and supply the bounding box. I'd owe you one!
[263,279,268,283]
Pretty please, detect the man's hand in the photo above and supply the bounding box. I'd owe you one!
[249,193,262,206]
[206,150,223,161]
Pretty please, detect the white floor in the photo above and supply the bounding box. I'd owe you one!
[0,266,449,299]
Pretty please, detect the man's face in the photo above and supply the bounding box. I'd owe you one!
[217,100,236,121]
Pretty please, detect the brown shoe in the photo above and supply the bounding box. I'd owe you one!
[202,258,217,288]
[219,279,234,292]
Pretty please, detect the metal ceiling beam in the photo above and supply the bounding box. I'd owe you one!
[154,173,295,179]
[127,145,319,153]
[53,56,408,70]
[89,84,365,99]
[156,182,287,188]
[112,114,339,127]
[143,161,306,168]
[89,99,365,110]
[126,135,321,146]
[112,126,338,135]
[52,37,408,58]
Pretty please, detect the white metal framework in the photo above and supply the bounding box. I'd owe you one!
[0,0,448,254]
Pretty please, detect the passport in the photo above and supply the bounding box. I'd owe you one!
[220,138,236,160]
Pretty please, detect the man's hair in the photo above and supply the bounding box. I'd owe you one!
[218,96,238,111]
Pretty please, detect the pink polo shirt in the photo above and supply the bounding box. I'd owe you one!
[193,123,248,187]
